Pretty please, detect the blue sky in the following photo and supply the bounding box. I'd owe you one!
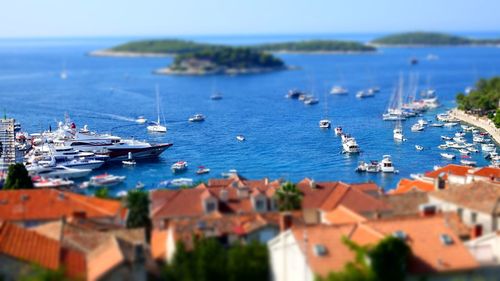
[1,0,499,37]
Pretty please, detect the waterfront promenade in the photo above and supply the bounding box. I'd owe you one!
[450,108,500,143]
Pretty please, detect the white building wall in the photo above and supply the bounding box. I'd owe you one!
[448,175,467,185]
[268,231,314,281]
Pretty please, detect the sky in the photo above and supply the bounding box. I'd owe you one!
[0,0,499,38]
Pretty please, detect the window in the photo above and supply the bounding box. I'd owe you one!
[313,244,327,257]
[440,234,454,246]
[392,230,407,240]
[457,208,463,219]
[471,212,477,224]
[255,198,266,212]
[205,201,217,213]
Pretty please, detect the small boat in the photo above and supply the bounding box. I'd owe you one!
[467,146,479,153]
[430,123,444,127]
[147,85,167,133]
[443,122,458,127]
[210,93,223,100]
[33,177,75,189]
[438,144,448,150]
[188,114,205,122]
[356,91,375,98]
[122,152,136,166]
[330,86,348,95]
[460,159,477,166]
[221,169,238,177]
[171,178,193,187]
[335,126,343,135]
[89,174,126,187]
[304,97,319,105]
[440,153,456,160]
[411,123,424,132]
[368,87,380,94]
[135,181,145,189]
[135,116,147,124]
[441,136,452,140]
[417,119,428,126]
[287,89,304,99]
[196,166,210,175]
[410,57,418,65]
[379,155,396,173]
[171,161,188,173]
[459,149,471,155]
[79,125,90,134]
[455,132,466,137]
[393,122,405,141]
[319,119,331,129]
[236,135,246,142]
[116,190,128,197]
[415,145,424,151]
[355,161,380,173]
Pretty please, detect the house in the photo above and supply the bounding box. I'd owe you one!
[0,221,86,281]
[0,189,127,227]
[465,232,500,278]
[268,215,480,281]
[428,181,500,235]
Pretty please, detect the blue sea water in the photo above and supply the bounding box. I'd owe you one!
[1,34,500,192]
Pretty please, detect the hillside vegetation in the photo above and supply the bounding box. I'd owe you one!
[372,32,500,45]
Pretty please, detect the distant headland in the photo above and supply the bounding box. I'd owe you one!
[371,32,500,46]
[90,39,375,75]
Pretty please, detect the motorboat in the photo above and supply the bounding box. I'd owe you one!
[473,136,485,143]
[33,177,74,189]
[236,135,246,142]
[355,161,380,173]
[393,121,404,141]
[189,114,205,122]
[89,174,126,187]
[286,89,304,99]
[443,122,458,127]
[440,153,456,160]
[58,159,105,170]
[438,144,448,150]
[171,178,193,187]
[221,169,238,178]
[330,86,348,95]
[430,123,444,127]
[122,152,136,166]
[135,116,147,124]
[356,90,374,98]
[171,161,188,173]
[342,134,360,154]
[335,126,343,135]
[411,123,424,132]
[460,160,477,166]
[196,166,210,175]
[379,155,396,173]
[459,149,471,155]
[28,165,92,179]
[105,140,173,161]
[482,144,496,152]
[455,132,466,137]
[447,143,466,149]
[417,119,428,126]
[467,146,479,153]
[79,125,90,134]
[304,97,319,105]
[441,136,452,140]
[319,119,331,129]
[211,93,223,100]
[453,137,466,143]
[415,145,424,151]
[135,181,145,189]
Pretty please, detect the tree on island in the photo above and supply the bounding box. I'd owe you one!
[275,181,302,211]
[163,238,269,281]
[3,163,33,190]
[319,236,411,281]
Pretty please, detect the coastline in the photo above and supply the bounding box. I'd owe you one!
[154,65,294,76]
[449,108,500,144]
[369,43,500,48]
[88,50,171,58]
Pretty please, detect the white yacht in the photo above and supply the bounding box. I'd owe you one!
[440,153,456,160]
[356,90,374,98]
[342,134,360,154]
[89,174,126,187]
[415,145,424,151]
[330,86,348,95]
[303,96,319,105]
[236,135,246,142]
[58,159,105,170]
[28,165,92,179]
[33,177,74,189]
[210,93,223,100]
[393,120,404,141]
[335,126,343,135]
[411,123,424,132]
[171,161,188,173]
[147,85,167,133]
[135,116,147,124]
[379,155,396,173]
[188,114,205,122]
[319,119,331,129]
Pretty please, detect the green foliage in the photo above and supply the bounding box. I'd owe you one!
[20,265,68,281]
[111,39,222,54]
[125,189,150,228]
[494,109,500,128]
[3,163,33,190]
[255,40,375,52]
[164,238,269,281]
[369,237,411,281]
[172,47,284,70]
[456,77,500,113]
[318,237,410,281]
[372,32,473,45]
[275,181,303,211]
[94,187,109,198]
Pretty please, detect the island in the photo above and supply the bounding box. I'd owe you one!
[155,47,286,75]
[371,32,500,46]
[253,40,375,53]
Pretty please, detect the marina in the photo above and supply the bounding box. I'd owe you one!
[1,36,500,192]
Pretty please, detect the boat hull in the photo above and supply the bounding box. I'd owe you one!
[107,143,173,161]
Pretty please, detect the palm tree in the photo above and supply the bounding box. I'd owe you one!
[275,181,302,211]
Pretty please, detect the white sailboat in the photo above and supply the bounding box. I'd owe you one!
[147,85,167,133]
[393,77,405,141]
[319,92,331,129]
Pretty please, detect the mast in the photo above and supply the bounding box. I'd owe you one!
[155,84,160,124]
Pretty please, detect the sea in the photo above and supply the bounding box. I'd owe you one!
[1,32,500,193]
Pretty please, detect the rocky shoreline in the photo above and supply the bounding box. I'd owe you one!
[154,65,293,76]
[89,50,171,58]
[450,108,500,144]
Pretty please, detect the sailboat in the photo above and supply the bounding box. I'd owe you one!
[60,61,68,80]
[210,78,223,100]
[319,92,331,129]
[147,85,167,133]
[393,76,405,141]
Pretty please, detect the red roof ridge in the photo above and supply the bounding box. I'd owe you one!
[64,192,122,217]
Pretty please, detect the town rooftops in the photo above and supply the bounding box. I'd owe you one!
[389,178,436,194]
[289,215,478,278]
[0,189,127,223]
[424,164,472,180]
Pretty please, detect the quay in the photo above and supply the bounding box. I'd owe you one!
[450,108,500,144]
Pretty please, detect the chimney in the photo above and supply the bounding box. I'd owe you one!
[279,212,293,232]
[434,174,446,190]
[419,204,437,217]
[220,189,228,202]
[309,179,316,189]
[470,224,483,239]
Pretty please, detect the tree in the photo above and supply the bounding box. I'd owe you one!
[3,163,33,190]
[94,187,109,199]
[125,190,150,228]
[275,181,302,211]
[369,237,411,281]
[227,241,269,281]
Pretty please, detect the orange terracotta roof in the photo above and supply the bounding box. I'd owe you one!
[0,189,125,223]
[471,167,500,179]
[425,164,471,179]
[323,205,367,225]
[0,222,87,278]
[389,178,435,194]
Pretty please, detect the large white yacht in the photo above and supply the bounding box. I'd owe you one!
[28,165,92,179]
[341,134,360,154]
[379,155,396,173]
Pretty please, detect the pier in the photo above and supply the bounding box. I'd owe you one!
[450,108,500,144]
